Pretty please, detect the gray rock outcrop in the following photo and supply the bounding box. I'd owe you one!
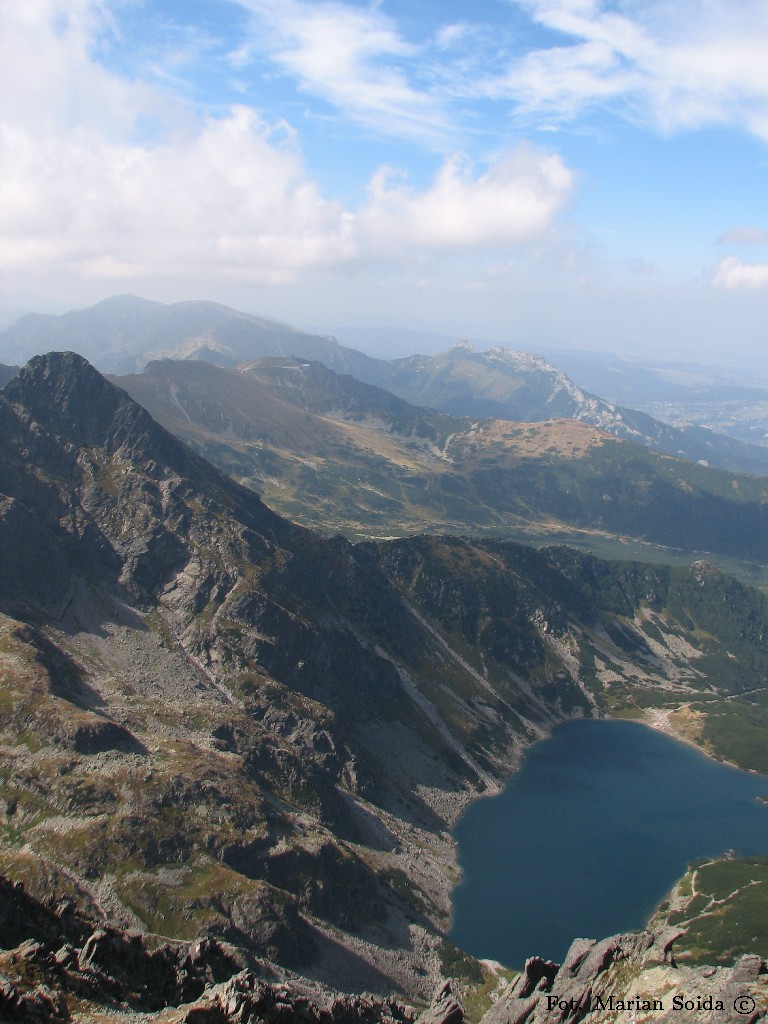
[479,931,767,1024]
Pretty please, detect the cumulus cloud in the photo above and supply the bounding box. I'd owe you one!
[0,3,349,285]
[0,1,572,294]
[711,257,768,290]
[359,148,574,250]
[716,226,768,245]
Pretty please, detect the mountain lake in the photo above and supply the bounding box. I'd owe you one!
[450,718,768,968]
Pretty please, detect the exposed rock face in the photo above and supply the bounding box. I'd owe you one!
[0,874,416,1022]
[416,980,464,1024]
[227,888,315,967]
[177,973,416,1024]
[482,932,768,1024]
[0,873,247,1018]
[2,877,765,1023]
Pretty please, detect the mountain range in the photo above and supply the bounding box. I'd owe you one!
[534,347,768,448]
[2,351,768,1021]
[3,294,768,476]
[105,356,768,583]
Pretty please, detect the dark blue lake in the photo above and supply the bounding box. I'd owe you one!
[450,719,768,968]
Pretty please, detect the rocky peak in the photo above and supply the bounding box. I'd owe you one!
[3,351,281,525]
[4,351,154,451]
[690,560,719,585]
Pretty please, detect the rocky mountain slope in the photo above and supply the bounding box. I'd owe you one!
[6,872,768,1024]
[0,872,420,1022]
[0,363,19,388]
[2,874,766,1022]
[2,353,768,1018]
[483,931,767,1024]
[111,357,768,569]
[536,348,768,451]
[2,295,767,475]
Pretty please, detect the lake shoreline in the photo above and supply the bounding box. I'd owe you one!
[639,704,768,776]
[450,717,768,969]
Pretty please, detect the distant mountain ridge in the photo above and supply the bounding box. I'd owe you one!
[0,294,346,375]
[111,356,768,568]
[2,294,768,475]
[356,342,768,476]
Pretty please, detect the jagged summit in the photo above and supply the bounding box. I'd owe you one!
[3,351,273,512]
[0,352,291,616]
[4,350,150,448]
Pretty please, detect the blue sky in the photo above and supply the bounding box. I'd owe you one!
[1,0,767,361]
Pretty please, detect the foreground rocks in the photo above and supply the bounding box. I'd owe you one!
[0,875,419,1022]
[2,874,767,1023]
[484,931,768,1024]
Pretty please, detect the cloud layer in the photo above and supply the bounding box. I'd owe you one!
[234,0,768,142]
[1,0,766,347]
[0,1,574,291]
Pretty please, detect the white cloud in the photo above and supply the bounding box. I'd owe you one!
[227,0,768,146]
[434,23,474,50]
[490,0,768,138]
[0,1,573,295]
[711,256,768,290]
[0,105,357,285]
[359,147,574,250]
[0,3,353,286]
[234,0,452,145]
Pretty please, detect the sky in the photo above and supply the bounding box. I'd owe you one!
[1,0,767,362]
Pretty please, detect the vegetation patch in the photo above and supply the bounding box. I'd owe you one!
[652,857,768,965]
[697,701,768,774]
[436,938,485,986]
[116,858,261,939]
[462,964,518,1023]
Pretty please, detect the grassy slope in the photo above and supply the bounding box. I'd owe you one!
[651,857,768,966]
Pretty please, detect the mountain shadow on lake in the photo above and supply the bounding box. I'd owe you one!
[450,719,768,968]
